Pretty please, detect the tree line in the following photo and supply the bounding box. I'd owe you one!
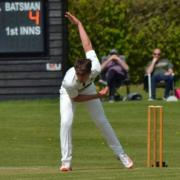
[67,0,180,83]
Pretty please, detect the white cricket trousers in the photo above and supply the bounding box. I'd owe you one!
[60,84,125,167]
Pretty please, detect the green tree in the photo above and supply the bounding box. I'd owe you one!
[67,0,180,83]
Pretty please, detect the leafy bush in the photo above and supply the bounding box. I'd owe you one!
[67,0,180,83]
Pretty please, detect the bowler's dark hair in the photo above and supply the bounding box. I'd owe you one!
[74,58,92,75]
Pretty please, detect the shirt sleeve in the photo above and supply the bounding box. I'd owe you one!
[65,86,78,98]
[61,69,78,98]
[86,50,101,78]
[62,80,78,98]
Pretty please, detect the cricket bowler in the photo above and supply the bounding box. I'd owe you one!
[59,12,133,172]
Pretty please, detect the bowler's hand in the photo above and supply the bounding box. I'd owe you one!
[65,12,81,25]
[98,86,109,97]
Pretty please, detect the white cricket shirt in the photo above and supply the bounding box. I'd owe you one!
[60,50,101,98]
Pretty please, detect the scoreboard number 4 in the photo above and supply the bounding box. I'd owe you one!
[0,1,45,53]
[28,10,40,25]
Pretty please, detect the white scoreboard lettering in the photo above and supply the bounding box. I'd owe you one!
[0,0,45,54]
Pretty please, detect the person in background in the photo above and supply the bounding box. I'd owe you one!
[101,49,129,102]
[146,48,174,100]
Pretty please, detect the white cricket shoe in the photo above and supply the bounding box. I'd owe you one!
[118,153,133,169]
[60,165,72,172]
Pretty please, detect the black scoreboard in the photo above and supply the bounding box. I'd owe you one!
[0,0,67,100]
[0,0,45,54]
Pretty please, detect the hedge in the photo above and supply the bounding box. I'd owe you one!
[67,0,180,83]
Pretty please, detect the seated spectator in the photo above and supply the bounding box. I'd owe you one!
[101,49,129,102]
[146,48,174,100]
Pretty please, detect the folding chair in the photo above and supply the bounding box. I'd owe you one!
[147,74,177,101]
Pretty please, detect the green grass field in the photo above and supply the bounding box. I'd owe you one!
[0,93,179,179]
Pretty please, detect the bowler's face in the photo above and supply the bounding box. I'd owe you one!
[76,73,90,83]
